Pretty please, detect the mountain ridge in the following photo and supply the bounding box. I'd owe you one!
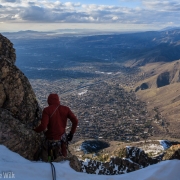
[4,29,180,67]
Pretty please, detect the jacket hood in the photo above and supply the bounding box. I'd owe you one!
[47,94,60,105]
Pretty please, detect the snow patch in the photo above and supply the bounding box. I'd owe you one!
[78,90,88,96]
[95,71,113,75]
[1,145,180,180]
[159,140,171,150]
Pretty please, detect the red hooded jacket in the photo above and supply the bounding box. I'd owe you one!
[34,94,78,140]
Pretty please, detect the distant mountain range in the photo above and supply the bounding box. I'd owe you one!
[2,28,180,67]
[160,26,180,31]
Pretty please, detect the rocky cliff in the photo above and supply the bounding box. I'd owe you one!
[0,34,42,160]
[80,146,163,175]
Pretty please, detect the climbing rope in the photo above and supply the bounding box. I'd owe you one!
[50,162,56,180]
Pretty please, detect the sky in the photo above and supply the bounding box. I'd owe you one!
[1,145,180,180]
[0,0,180,32]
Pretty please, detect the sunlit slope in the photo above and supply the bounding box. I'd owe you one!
[135,60,180,139]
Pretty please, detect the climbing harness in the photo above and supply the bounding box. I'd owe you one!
[47,140,61,180]
[47,133,68,160]
[48,140,62,161]
[47,133,68,180]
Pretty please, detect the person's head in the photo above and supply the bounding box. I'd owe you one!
[47,93,60,105]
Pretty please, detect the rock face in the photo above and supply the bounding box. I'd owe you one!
[135,82,149,92]
[0,34,16,64]
[0,108,42,160]
[126,146,163,167]
[156,72,170,88]
[80,146,163,175]
[81,157,140,175]
[0,34,42,124]
[0,34,42,160]
[163,144,180,160]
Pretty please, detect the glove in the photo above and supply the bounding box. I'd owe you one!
[67,132,73,141]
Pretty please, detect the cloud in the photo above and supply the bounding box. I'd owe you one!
[112,16,119,21]
[0,0,180,28]
[142,0,180,11]
[20,6,48,21]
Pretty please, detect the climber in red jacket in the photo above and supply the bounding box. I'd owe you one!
[34,93,78,158]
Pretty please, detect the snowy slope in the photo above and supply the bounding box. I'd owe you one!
[0,145,180,180]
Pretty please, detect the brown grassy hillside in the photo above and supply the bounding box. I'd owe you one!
[135,60,180,140]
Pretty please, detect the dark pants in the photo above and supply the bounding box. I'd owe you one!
[34,140,67,162]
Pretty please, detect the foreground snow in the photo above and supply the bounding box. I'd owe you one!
[0,145,180,180]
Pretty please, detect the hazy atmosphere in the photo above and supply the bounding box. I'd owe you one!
[1,0,180,32]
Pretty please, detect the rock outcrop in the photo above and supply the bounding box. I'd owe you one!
[163,144,180,160]
[81,156,140,175]
[0,108,42,160]
[156,72,170,88]
[126,146,163,167]
[0,34,42,160]
[80,146,163,175]
[0,34,16,64]
[135,60,180,91]
[135,82,149,92]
